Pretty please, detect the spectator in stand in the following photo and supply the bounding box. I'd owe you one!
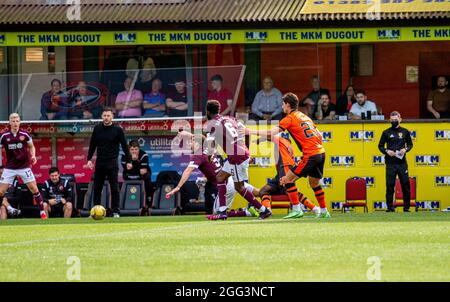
[69,81,103,119]
[166,79,188,117]
[299,97,315,119]
[336,85,356,116]
[349,90,378,120]
[315,92,336,120]
[250,76,283,121]
[40,79,69,120]
[115,77,143,118]
[304,75,330,117]
[143,78,166,117]
[208,74,234,116]
[125,46,157,94]
[427,76,450,119]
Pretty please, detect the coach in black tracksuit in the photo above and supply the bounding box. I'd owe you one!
[87,107,131,217]
[378,111,413,212]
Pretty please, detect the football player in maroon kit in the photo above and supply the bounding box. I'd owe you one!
[0,113,47,219]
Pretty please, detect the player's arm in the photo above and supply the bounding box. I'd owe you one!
[402,130,413,155]
[165,166,195,197]
[140,152,150,175]
[27,140,37,165]
[118,128,132,165]
[41,182,54,205]
[87,126,97,167]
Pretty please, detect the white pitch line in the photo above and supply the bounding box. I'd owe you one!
[0,218,279,248]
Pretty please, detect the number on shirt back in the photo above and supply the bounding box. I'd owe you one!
[224,122,238,142]
[301,122,319,139]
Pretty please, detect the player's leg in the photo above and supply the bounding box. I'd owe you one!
[397,163,411,212]
[21,167,47,219]
[93,163,107,207]
[2,196,20,217]
[385,165,396,212]
[0,170,14,200]
[208,169,231,220]
[63,202,73,218]
[0,203,7,220]
[232,160,271,219]
[204,181,217,215]
[106,165,120,216]
[306,154,330,218]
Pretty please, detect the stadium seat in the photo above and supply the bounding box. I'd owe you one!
[343,177,368,213]
[149,171,181,215]
[80,181,111,217]
[394,177,417,211]
[269,195,291,214]
[119,180,146,216]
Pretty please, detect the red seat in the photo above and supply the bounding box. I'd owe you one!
[394,177,417,211]
[343,177,368,213]
[268,195,291,213]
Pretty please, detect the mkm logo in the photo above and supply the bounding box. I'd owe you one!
[0,34,5,44]
[321,131,332,143]
[373,201,387,211]
[363,177,375,188]
[435,176,450,187]
[245,31,268,42]
[372,155,385,166]
[377,29,401,40]
[320,177,333,188]
[330,156,355,167]
[251,157,271,166]
[331,202,343,210]
[415,155,440,167]
[435,130,450,141]
[410,130,417,141]
[114,33,137,43]
[416,201,440,211]
[349,131,374,142]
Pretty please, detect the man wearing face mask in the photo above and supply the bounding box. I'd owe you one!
[378,111,413,212]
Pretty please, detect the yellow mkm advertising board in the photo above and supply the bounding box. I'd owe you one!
[234,122,450,212]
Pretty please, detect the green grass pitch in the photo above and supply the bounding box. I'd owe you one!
[0,212,448,281]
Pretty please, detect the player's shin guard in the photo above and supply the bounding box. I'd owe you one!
[313,185,327,209]
[240,188,262,210]
[33,192,44,211]
[299,193,316,210]
[261,194,271,209]
[285,183,299,205]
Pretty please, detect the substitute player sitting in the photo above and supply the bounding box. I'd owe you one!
[0,165,21,220]
[41,167,73,218]
[0,113,47,219]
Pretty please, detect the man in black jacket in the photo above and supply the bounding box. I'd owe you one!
[121,140,153,207]
[87,107,131,217]
[378,111,414,212]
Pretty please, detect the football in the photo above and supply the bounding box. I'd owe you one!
[90,205,106,220]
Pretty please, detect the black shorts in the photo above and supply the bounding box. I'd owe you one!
[47,202,65,217]
[265,165,291,195]
[291,153,325,179]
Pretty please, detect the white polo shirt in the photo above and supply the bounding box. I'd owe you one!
[350,100,377,117]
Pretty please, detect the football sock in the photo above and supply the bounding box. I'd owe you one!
[313,185,327,210]
[285,183,300,205]
[299,193,317,210]
[240,188,262,209]
[33,192,44,211]
[261,194,271,209]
